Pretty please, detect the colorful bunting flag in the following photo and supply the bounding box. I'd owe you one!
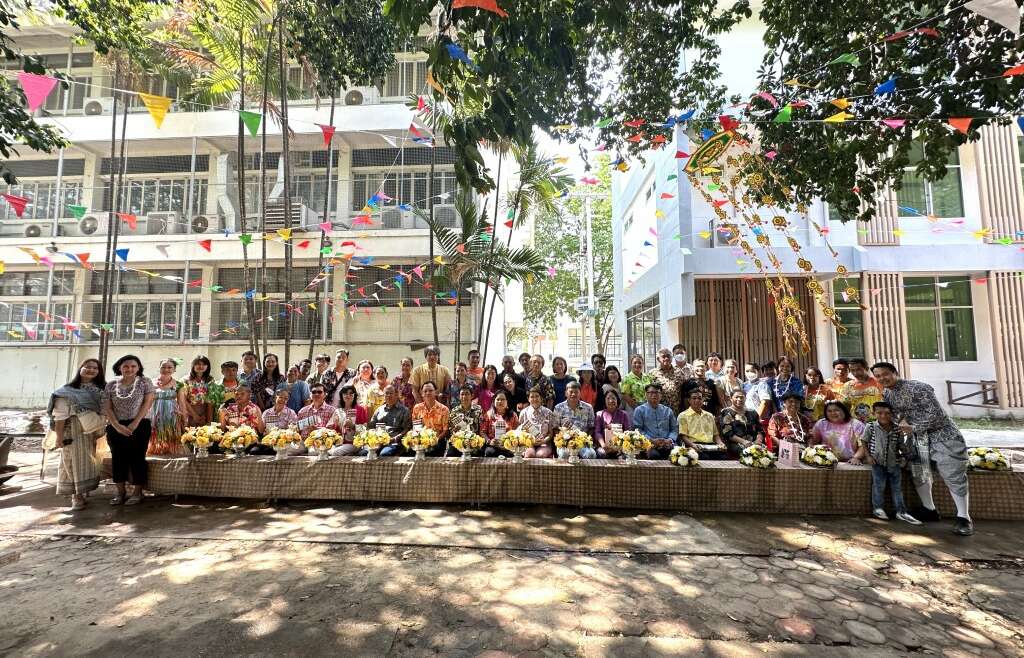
[674,150,690,159]
[882,118,906,130]
[277,228,292,240]
[824,111,853,123]
[239,233,252,246]
[874,77,897,95]
[114,248,129,262]
[2,193,29,218]
[117,212,137,229]
[138,92,172,128]
[948,117,972,135]
[1004,64,1024,77]
[660,192,674,199]
[1018,117,1024,135]
[773,105,792,124]
[828,53,860,66]
[445,43,478,70]
[239,110,262,137]
[317,123,336,147]
[830,98,851,110]
[198,239,212,252]
[965,0,1021,35]
[17,72,58,111]
[68,205,87,219]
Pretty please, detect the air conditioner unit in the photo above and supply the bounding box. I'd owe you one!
[145,211,180,235]
[343,86,380,106]
[78,214,103,236]
[24,224,44,238]
[83,97,115,116]
[381,208,403,229]
[190,214,211,234]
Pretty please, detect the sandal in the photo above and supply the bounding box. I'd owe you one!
[124,494,144,506]
[110,495,125,506]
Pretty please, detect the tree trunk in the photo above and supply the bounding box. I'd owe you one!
[279,28,294,369]
[453,280,462,369]
[258,16,276,359]
[474,151,501,354]
[480,188,524,362]
[308,94,335,361]
[237,26,258,357]
[428,144,439,347]
[97,59,121,366]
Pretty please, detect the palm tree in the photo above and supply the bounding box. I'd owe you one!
[420,189,546,368]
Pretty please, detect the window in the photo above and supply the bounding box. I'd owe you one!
[345,263,470,307]
[0,270,74,296]
[896,143,964,218]
[212,267,330,341]
[623,212,634,234]
[382,59,429,99]
[904,276,977,361]
[604,331,623,363]
[832,284,865,359]
[82,269,200,342]
[122,177,207,218]
[625,296,660,368]
[88,269,198,296]
[0,180,84,221]
[0,302,72,343]
[567,329,582,360]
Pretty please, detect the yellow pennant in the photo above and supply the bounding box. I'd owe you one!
[552,125,572,132]
[892,229,905,237]
[277,228,292,240]
[554,156,570,164]
[138,92,173,128]
[655,209,665,219]
[972,228,993,240]
[824,111,853,123]
[699,231,712,239]
[434,256,445,265]
[0,260,4,274]
[830,98,851,110]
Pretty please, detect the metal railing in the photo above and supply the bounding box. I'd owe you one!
[946,380,1000,409]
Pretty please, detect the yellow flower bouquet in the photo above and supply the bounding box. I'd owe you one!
[180,424,223,457]
[221,425,260,454]
[402,427,439,459]
[968,447,1010,471]
[670,446,700,467]
[353,427,392,451]
[305,428,340,461]
[262,426,302,459]
[450,429,485,459]
[740,444,777,469]
[554,427,593,463]
[501,428,534,463]
[612,429,652,463]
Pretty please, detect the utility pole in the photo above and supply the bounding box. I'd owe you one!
[584,194,596,357]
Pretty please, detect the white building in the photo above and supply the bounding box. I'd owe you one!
[611,21,1024,418]
[0,22,513,407]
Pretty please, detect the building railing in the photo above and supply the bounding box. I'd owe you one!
[946,380,1000,409]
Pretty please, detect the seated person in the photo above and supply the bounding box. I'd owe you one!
[766,391,813,453]
[411,382,450,456]
[678,389,728,459]
[261,386,305,456]
[518,386,558,458]
[219,384,265,453]
[447,384,484,456]
[296,384,337,440]
[810,400,864,462]
[553,381,598,459]
[369,384,412,457]
[632,383,678,460]
[481,390,519,458]
[718,389,765,458]
[329,384,369,457]
[594,389,631,459]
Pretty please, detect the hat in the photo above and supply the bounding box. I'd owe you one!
[576,363,595,373]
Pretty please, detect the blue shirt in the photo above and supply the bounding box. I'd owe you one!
[286,380,311,413]
[549,375,577,406]
[632,403,678,441]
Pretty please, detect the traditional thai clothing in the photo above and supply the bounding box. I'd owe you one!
[48,383,105,496]
[148,379,185,456]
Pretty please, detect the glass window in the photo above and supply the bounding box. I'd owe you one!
[896,143,964,218]
[832,284,865,359]
[903,276,976,361]
[567,329,582,360]
[625,296,660,368]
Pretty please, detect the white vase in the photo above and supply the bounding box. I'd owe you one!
[275,449,288,461]
[317,449,329,462]
[415,448,426,461]
[367,448,378,461]
[568,448,580,464]
[461,449,473,461]
[513,448,525,464]
[195,446,209,459]
[234,445,246,458]
[624,450,638,465]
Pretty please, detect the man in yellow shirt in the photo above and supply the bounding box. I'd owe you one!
[410,345,453,405]
[840,358,883,422]
[677,390,727,460]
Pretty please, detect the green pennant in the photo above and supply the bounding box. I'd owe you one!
[667,174,677,181]
[68,205,87,219]
[708,184,720,191]
[774,105,793,124]
[209,285,223,292]
[99,323,113,331]
[828,53,860,66]
[239,233,252,246]
[595,117,615,128]
[997,237,1014,246]
[506,208,514,220]
[320,246,332,255]
[239,110,262,137]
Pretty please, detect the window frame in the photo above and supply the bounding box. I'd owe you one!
[895,143,965,219]
[903,275,977,362]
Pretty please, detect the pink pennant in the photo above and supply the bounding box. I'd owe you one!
[580,176,598,185]
[319,222,332,232]
[882,118,906,130]
[764,150,778,160]
[755,91,779,108]
[648,228,658,237]
[660,192,674,199]
[546,267,557,278]
[2,193,29,218]
[412,265,424,279]
[17,72,58,111]
[317,124,336,147]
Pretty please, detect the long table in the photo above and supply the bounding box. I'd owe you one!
[142,456,1024,520]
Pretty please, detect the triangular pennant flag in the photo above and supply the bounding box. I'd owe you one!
[296,240,310,249]
[828,53,860,66]
[319,222,332,232]
[452,0,509,18]
[138,92,172,128]
[239,233,252,246]
[17,72,58,111]
[595,117,615,128]
[882,118,906,130]
[2,193,29,218]
[503,219,514,228]
[965,0,1021,35]
[674,150,690,159]
[114,248,129,262]
[830,98,851,110]
[68,204,87,219]
[1018,117,1024,135]
[198,239,212,252]
[773,105,792,124]
[277,228,292,240]
[874,77,897,95]
[75,253,91,268]
[117,212,137,229]
[824,111,853,123]
[317,124,336,147]
[660,192,674,199]
[948,117,972,135]
[239,110,262,137]
[1004,64,1024,77]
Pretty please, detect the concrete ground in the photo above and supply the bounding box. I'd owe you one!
[1,449,1023,657]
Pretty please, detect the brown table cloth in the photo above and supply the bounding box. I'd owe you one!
[140,457,1024,521]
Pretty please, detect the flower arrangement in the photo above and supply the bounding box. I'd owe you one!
[221,425,260,451]
[670,446,700,467]
[554,427,593,451]
[450,429,485,454]
[402,427,439,452]
[180,423,224,449]
[740,444,777,469]
[305,428,340,452]
[611,430,653,455]
[353,427,392,451]
[800,445,838,468]
[262,426,302,451]
[501,429,535,452]
[968,447,1010,471]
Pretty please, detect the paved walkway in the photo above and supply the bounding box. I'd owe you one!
[1,452,1023,656]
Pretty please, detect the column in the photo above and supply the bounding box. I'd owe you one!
[987,270,1024,409]
[861,272,911,376]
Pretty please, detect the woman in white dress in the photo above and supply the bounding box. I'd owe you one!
[48,359,107,511]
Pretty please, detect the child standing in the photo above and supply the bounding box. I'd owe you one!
[851,401,920,525]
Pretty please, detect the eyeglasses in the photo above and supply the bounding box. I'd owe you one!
[311,390,325,395]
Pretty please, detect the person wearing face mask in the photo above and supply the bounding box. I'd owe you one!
[671,344,693,380]
[742,362,761,394]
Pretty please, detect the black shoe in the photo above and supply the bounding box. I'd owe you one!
[912,506,942,522]
[953,517,974,536]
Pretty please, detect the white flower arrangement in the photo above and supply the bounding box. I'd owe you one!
[402,427,439,451]
[740,444,777,469]
[800,445,838,468]
[967,447,1010,471]
[554,427,593,451]
[669,446,700,467]
[262,426,301,451]
[450,430,485,454]
[353,427,392,450]
[221,425,259,450]
[304,428,340,451]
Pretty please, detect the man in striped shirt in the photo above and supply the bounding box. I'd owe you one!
[297,384,337,438]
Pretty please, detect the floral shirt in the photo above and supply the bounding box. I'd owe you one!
[677,408,717,444]
[621,371,652,407]
[412,401,450,436]
[523,372,555,407]
[322,367,356,405]
[447,379,478,407]
[554,400,596,434]
[223,402,262,429]
[766,411,813,451]
[882,378,959,439]
[449,403,484,434]
[364,383,388,418]
[812,418,865,461]
[802,385,835,421]
[648,367,689,414]
[103,377,156,421]
[262,405,298,430]
[481,409,519,443]
[518,404,559,442]
[391,374,416,410]
[296,403,337,437]
[824,377,851,398]
[718,407,763,445]
[840,377,883,422]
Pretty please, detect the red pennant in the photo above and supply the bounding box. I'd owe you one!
[626,133,645,143]
[296,240,311,249]
[674,151,689,159]
[503,219,514,228]
[915,27,940,38]
[187,278,203,288]
[713,200,729,207]
[452,0,508,18]
[2,193,29,218]
[417,96,427,111]
[198,239,212,252]
[317,124,336,147]
[660,193,674,199]
[409,124,422,138]
[75,253,91,268]
[1003,64,1024,77]
[623,119,645,128]
[718,115,740,131]
[948,117,972,135]
[117,212,138,229]
[455,243,466,253]
[651,134,666,144]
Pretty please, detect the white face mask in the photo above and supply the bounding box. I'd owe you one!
[745,371,759,382]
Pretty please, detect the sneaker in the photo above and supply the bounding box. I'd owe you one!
[109,495,125,506]
[896,511,921,525]
[953,517,974,536]
[872,508,889,520]
[912,506,941,522]
[124,494,144,506]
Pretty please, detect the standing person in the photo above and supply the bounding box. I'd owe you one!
[239,350,262,386]
[351,359,376,407]
[632,383,678,460]
[810,401,865,462]
[219,384,265,433]
[872,362,974,536]
[329,384,368,456]
[501,372,528,412]
[371,385,413,457]
[364,365,390,418]
[594,389,631,459]
[621,354,651,410]
[758,356,803,421]
[851,401,920,524]
[554,381,597,459]
[746,361,774,416]
[285,365,312,413]
[180,355,214,428]
[298,358,313,380]
[717,359,745,401]
[48,359,107,511]
[718,389,765,458]
[517,352,531,378]
[802,367,835,422]
[649,348,686,415]
[262,387,299,430]
[742,362,761,393]
[678,390,728,459]
[766,392,812,452]
[482,390,519,458]
[323,349,356,407]
[447,362,477,407]
[410,345,453,405]
[296,384,337,438]
[102,355,156,506]
[219,361,240,406]
[519,386,558,458]
[841,358,883,423]
[523,355,555,408]
[476,365,501,412]
[671,345,693,379]
[576,364,599,406]
[591,353,607,385]
[412,382,450,456]
[251,353,284,411]
[148,358,184,456]
[500,355,526,391]
[595,365,626,413]
[705,352,725,383]
[306,353,330,388]
[825,358,851,397]
[682,359,725,416]
[392,357,417,410]
[466,349,484,383]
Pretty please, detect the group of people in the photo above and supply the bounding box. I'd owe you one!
[46,343,974,536]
